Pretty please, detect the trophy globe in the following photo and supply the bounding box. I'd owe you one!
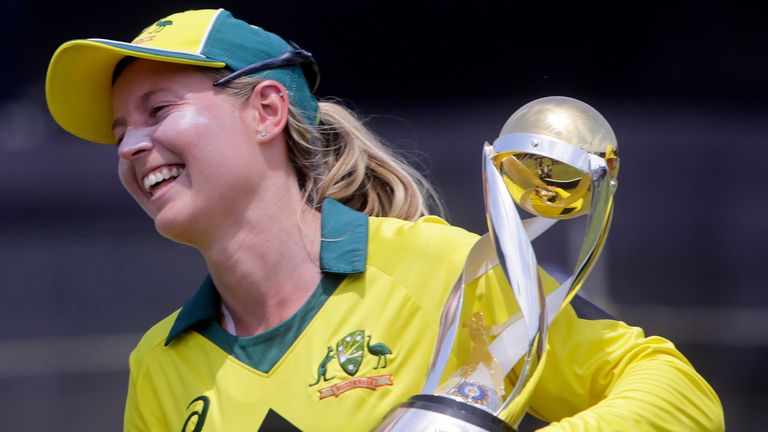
[493,96,619,220]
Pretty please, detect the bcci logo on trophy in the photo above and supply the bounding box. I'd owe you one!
[309,330,394,399]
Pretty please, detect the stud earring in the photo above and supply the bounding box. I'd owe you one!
[278,92,285,97]
[260,130,268,138]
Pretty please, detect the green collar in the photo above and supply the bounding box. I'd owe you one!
[164,198,368,345]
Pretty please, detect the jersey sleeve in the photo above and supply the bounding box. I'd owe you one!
[465,267,723,431]
[124,347,150,432]
[522,296,724,431]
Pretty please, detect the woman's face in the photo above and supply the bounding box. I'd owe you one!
[112,59,266,244]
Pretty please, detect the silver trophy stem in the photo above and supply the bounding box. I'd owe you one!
[554,162,616,315]
[482,143,547,423]
[422,221,556,395]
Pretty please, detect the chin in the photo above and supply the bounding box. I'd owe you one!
[153,211,198,246]
[155,220,186,244]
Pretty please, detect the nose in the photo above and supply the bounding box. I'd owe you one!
[117,127,154,159]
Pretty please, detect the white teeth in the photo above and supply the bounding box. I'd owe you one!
[142,166,184,193]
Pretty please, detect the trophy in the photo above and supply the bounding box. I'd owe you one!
[375,96,620,431]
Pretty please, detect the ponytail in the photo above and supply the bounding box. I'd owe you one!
[286,101,443,220]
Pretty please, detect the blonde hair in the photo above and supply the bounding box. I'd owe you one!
[212,72,444,221]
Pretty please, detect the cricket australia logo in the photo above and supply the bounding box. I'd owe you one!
[309,330,394,399]
[337,329,365,375]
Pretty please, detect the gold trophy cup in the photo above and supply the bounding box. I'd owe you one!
[376,96,620,431]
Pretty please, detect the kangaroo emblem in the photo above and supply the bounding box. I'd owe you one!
[309,346,336,387]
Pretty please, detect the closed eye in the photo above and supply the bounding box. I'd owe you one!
[149,104,171,119]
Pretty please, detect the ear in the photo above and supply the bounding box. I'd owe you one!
[244,80,289,141]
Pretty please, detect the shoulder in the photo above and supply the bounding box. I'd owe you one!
[368,215,479,259]
[128,309,181,375]
[365,215,479,314]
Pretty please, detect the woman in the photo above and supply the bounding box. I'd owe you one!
[46,8,723,431]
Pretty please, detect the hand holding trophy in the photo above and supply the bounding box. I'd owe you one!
[376,96,620,431]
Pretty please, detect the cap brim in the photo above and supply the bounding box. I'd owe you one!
[46,39,226,144]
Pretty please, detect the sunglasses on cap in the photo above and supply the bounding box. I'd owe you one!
[213,42,320,92]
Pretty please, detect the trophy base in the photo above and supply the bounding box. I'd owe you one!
[375,395,516,432]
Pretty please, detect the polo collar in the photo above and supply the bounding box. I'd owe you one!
[164,198,368,345]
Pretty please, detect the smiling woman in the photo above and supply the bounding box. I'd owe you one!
[112,60,283,243]
[45,7,723,432]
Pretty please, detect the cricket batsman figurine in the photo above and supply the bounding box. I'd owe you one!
[376,96,620,431]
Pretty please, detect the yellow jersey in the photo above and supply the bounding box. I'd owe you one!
[124,199,723,431]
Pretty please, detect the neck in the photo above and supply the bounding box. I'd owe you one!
[200,192,323,336]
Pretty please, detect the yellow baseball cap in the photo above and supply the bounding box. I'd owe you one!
[46,8,319,144]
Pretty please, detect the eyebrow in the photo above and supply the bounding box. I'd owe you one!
[111,117,126,140]
[111,90,163,140]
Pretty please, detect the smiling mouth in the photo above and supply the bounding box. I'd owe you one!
[142,165,184,195]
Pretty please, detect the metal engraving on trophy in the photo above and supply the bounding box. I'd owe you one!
[375,96,620,432]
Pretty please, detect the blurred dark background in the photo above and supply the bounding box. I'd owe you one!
[1,1,765,430]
